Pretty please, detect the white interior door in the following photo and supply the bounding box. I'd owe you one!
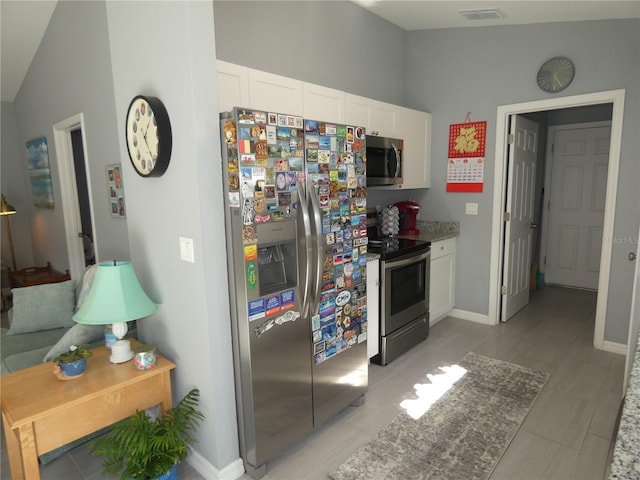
[502,115,538,322]
[53,114,95,281]
[543,125,610,290]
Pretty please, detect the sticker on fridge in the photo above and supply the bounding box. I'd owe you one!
[248,299,265,321]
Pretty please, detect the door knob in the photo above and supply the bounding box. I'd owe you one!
[630,252,637,261]
[530,223,538,229]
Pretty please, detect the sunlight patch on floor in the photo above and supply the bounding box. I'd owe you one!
[399,364,467,420]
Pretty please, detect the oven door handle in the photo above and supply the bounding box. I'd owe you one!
[384,249,430,269]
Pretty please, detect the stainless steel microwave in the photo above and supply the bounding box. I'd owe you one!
[366,135,403,186]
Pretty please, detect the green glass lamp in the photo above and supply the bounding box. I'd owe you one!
[73,261,157,363]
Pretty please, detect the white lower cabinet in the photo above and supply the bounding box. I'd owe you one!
[429,238,456,325]
[366,257,380,359]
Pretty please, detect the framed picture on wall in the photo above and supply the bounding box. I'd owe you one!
[25,136,55,209]
[106,164,126,218]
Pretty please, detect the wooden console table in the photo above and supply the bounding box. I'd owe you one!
[9,262,71,288]
[1,339,176,480]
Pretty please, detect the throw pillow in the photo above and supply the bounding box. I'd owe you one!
[7,280,76,335]
[43,323,105,362]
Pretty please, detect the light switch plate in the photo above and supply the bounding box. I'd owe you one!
[179,236,195,263]
[465,203,478,215]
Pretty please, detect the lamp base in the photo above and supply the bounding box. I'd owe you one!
[110,339,134,363]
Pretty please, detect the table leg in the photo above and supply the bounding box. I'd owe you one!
[18,422,40,480]
[159,371,173,414]
[2,411,25,479]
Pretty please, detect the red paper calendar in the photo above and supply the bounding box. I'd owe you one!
[447,121,487,193]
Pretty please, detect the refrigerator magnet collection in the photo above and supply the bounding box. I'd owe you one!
[222,108,368,364]
[220,107,369,476]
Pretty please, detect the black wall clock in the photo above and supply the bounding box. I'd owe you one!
[536,57,575,93]
[125,95,172,177]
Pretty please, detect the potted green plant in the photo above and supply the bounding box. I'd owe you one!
[53,344,93,378]
[91,388,204,480]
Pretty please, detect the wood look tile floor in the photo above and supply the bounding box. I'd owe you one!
[1,286,625,479]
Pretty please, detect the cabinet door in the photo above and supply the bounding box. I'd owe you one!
[371,101,398,137]
[345,94,398,136]
[248,68,304,115]
[303,82,345,123]
[345,93,373,131]
[397,107,431,189]
[216,60,249,113]
[430,240,456,324]
[366,258,380,359]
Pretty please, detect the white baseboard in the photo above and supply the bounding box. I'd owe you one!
[602,340,627,356]
[187,449,245,480]
[450,308,493,325]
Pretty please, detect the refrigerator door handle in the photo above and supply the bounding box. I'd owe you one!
[297,180,313,318]
[308,184,323,316]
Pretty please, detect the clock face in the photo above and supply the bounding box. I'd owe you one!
[125,96,172,177]
[537,57,575,93]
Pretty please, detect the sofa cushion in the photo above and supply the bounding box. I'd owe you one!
[43,323,105,362]
[7,280,76,335]
[3,345,52,374]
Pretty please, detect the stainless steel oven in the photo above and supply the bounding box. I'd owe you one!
[370,239,430,365]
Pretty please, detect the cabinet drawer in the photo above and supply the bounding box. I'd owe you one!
[431,237,456,260]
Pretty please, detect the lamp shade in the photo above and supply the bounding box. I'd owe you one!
[73,261,157,325]
[0,194,16,215]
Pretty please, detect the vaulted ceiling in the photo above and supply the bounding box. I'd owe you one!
[1,1,639,102]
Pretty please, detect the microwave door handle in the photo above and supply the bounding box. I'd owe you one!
[308,183,323,317]
[392,144,401,178]
[297,180,312,318]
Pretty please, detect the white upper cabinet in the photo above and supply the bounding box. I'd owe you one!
[247,68,304,116]
[216,61,431,190]
[216,60,249,113]
[397,106,431,189]
[345,93,398,137]
[303,82,346,123]
[346,93,431,190]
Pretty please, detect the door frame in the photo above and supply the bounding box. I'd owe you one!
[488,89,625,352]
[539,120,612,288]
[53,113,97,281]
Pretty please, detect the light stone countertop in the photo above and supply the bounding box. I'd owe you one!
[398,220,460,243]
[367,221,459,261]
[609,333,640,478]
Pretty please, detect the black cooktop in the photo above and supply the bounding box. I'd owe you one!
[368,237,430,260]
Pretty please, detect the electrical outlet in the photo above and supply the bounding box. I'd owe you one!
[465,203,478,215]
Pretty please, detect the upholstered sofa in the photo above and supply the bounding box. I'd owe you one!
[0,265,133,375]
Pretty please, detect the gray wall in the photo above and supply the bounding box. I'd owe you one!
[105,0,239,470]
[10,1,130,273]
[213,0,407,106]
[405,20,640,344]
[214,7,640,345]
[0,101,34,270]
[4,0,239,472]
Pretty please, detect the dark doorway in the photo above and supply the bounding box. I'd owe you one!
[70,128,95,266]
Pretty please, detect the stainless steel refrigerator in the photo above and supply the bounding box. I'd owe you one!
[220,107,369,478]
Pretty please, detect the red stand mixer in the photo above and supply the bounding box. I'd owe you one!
[395,200,420,235]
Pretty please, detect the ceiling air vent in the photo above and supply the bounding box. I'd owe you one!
[458,8,506,20]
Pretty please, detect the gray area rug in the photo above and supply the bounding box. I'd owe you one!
[330,352,550,480]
